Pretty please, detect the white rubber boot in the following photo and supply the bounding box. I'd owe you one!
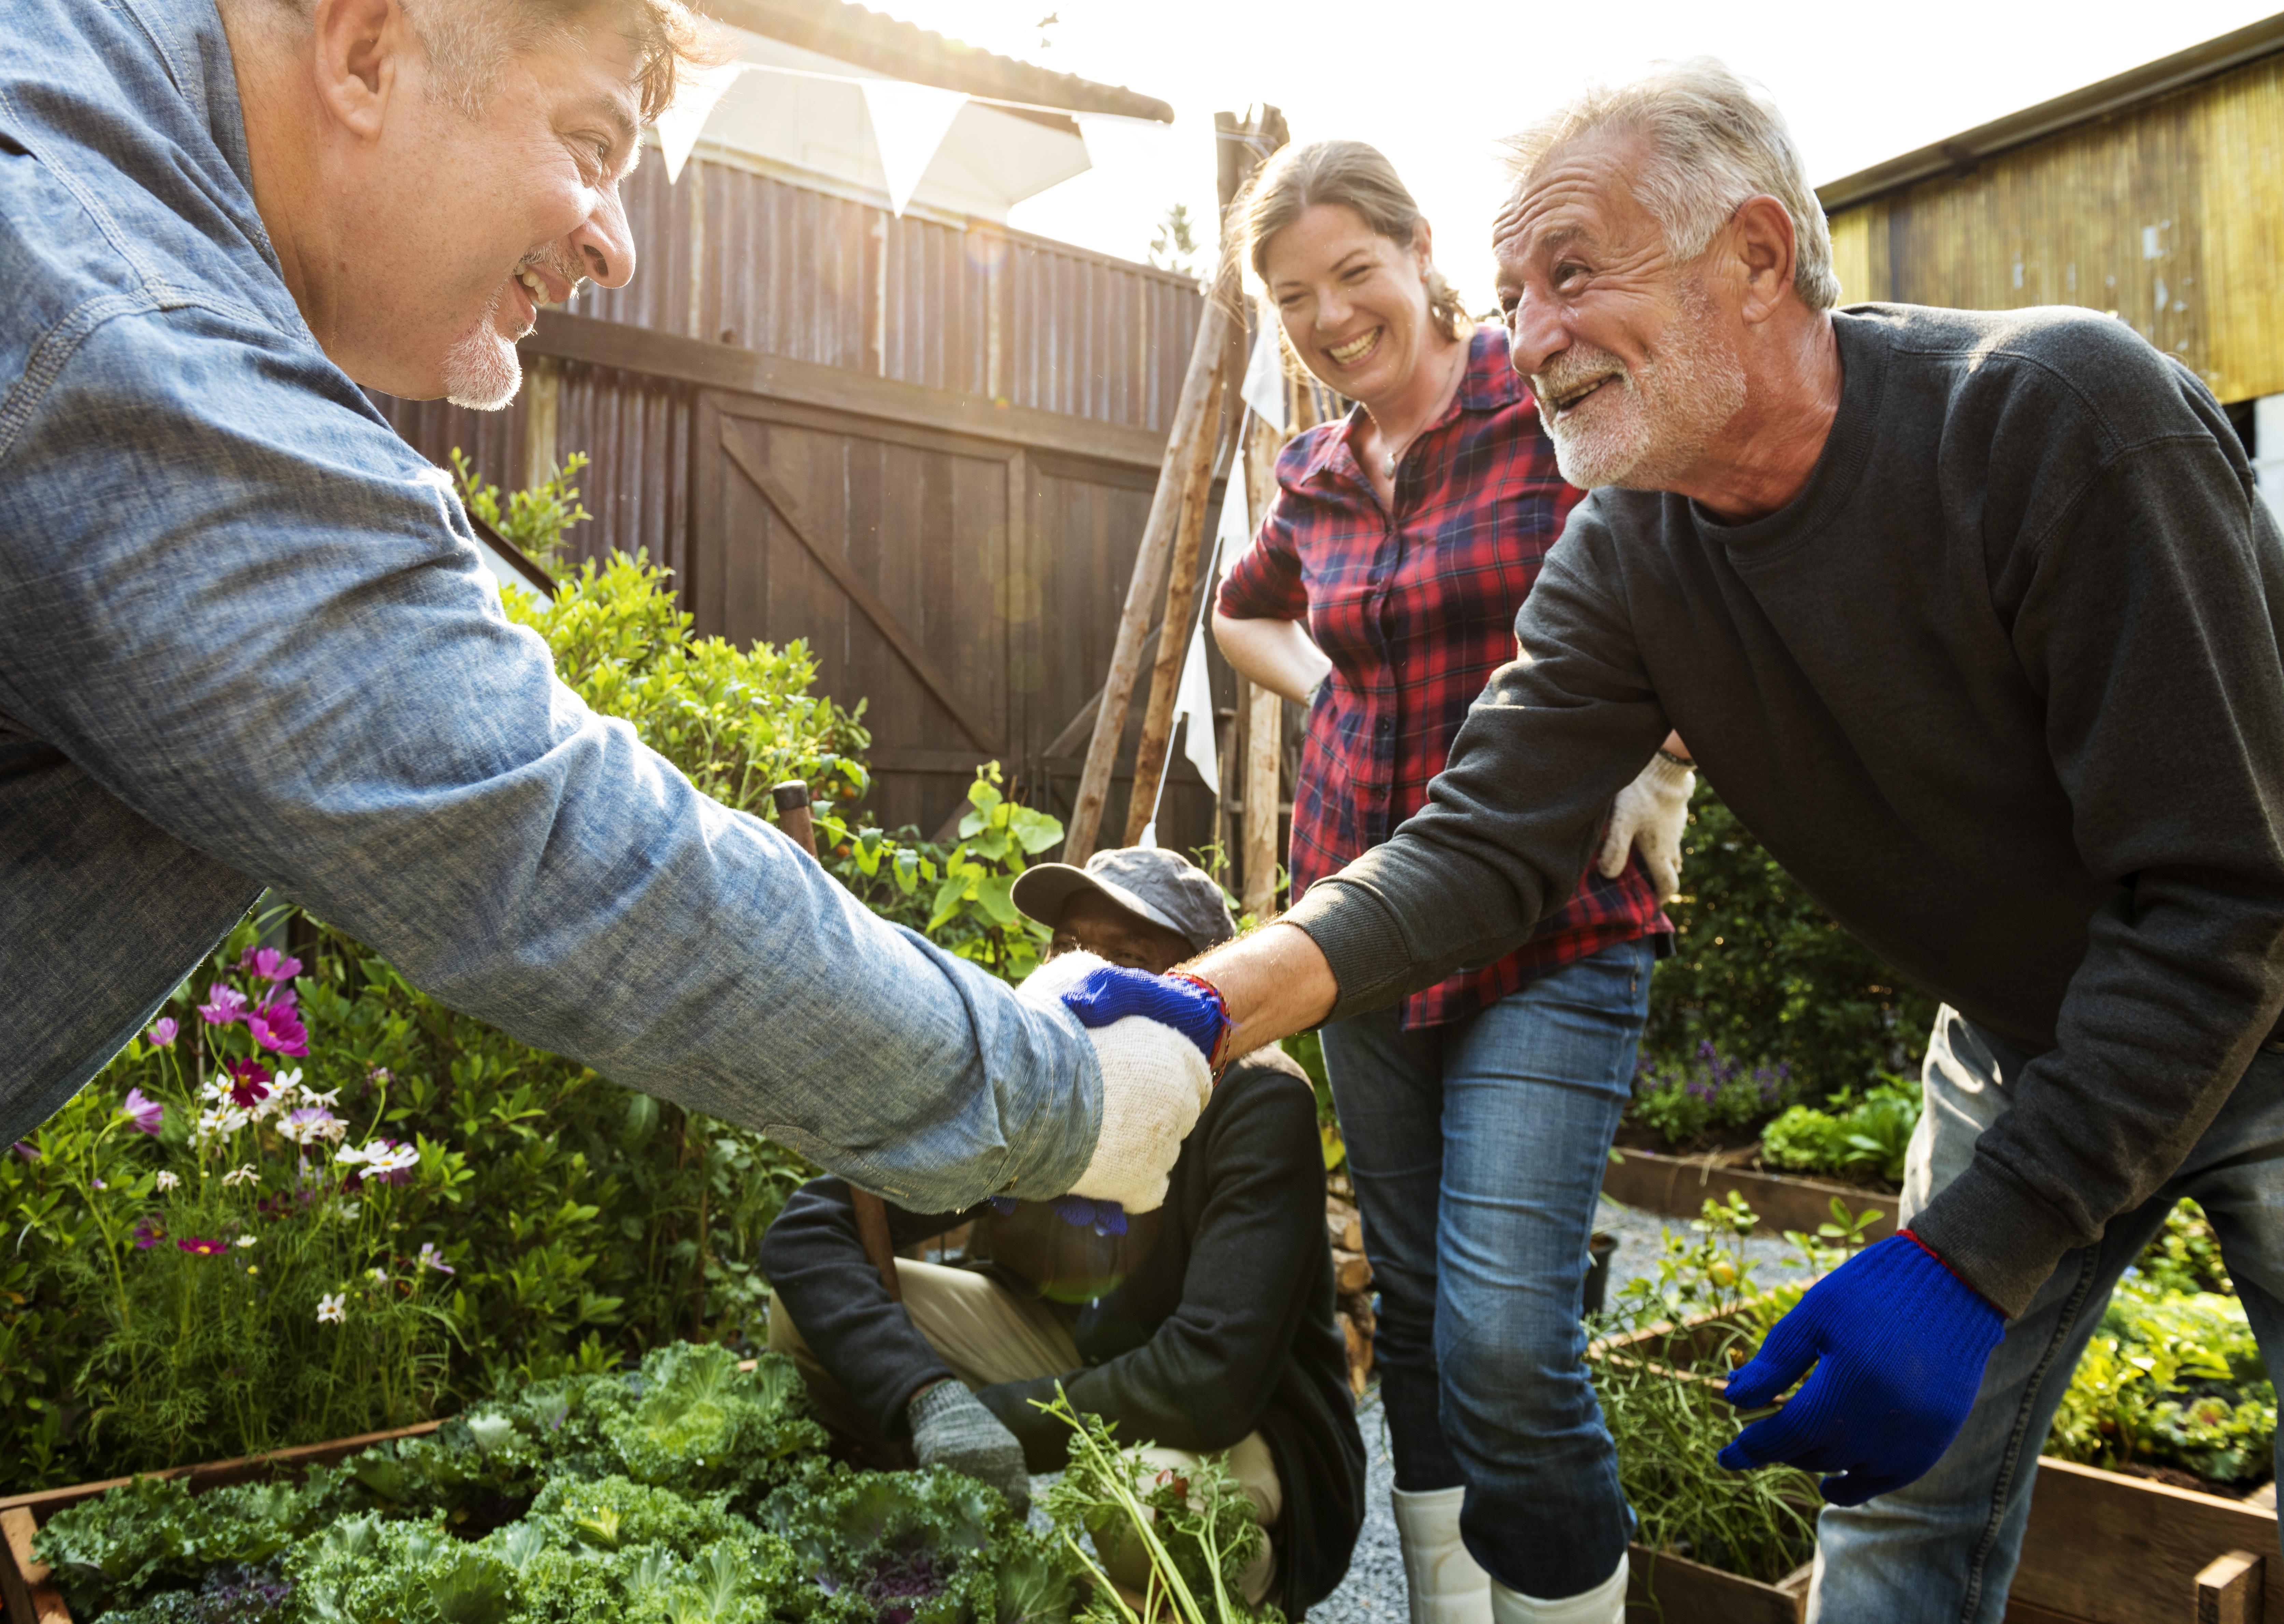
[1390,1486,1492,1624]
[1485,1550,1628,1624]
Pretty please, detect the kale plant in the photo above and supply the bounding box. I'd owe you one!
[33,1476,321,1620]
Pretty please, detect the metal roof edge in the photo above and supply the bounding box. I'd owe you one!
[1816,9,2284,214]
[696,0,1175,123]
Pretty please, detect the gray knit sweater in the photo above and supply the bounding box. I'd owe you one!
[1286,303,2284,1317]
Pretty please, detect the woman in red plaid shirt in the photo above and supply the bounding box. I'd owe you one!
[1213,142,1693,1624]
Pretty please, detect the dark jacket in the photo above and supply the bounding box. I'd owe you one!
[1288,302,2284,1318]
[760,1046,1366,1618]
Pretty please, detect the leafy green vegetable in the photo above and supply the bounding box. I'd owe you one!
[605,1343,826,1505]
[1758,1078,1922,1184]
[33,1476,321,1619]
[1033,1393,1274,1624]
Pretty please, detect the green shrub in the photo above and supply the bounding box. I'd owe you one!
[1757,1078,1922,1185]
[1646,786,1939,1097]
[1629,1044,1797,1148]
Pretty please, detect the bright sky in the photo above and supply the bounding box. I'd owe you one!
[884,0,2280,311]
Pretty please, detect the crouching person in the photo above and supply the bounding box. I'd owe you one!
[762,847,1366,1615]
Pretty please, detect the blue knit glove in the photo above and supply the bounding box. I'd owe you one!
[1057,966,1226,1061]
[987,1193,1128,1235]
[1717,1232,2006,1506]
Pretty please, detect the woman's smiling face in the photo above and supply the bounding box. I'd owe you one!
[1261,202,1437,411]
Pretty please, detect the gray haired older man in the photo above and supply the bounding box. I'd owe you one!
[1,0,1213,1227]
[1152,56,2284,1624]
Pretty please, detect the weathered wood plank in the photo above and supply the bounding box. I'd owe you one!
[1600,1148,1898,1240]
[1626,1544,1801,1623]
[720,419,1007,759]
[2010,1458,2281,1624]
[524,312,1170,472]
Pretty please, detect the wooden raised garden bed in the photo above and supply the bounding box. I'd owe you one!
[1601,1146,1898,1241]
[0,1420,441,1624]
[1595,1312,2279,1623]
[3,1383,2273,1624]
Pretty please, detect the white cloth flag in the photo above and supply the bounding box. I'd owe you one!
[1240,327,1288,434]
[655,58,745,184]
[1139,430,1255,845]
[859,80,968,215]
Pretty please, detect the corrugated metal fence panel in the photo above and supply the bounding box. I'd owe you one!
[558,157,1201,430]
[1826,49,2284,402]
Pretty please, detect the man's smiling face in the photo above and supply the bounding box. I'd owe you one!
[319,4,645,406]
[1493,126,1746,491]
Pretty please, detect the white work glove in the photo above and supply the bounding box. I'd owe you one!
[1597,751,1694,902]
[1017,951,1212,1215]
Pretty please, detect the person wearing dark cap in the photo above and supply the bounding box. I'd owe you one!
[761,847,1365,1616]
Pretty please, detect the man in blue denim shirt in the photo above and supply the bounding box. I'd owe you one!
[0,0,1211,1217]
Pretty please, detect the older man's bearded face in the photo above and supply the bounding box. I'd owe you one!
[260,0,645,408]
[1493,130,1747,490]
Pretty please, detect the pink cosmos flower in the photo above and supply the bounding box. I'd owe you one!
[12,1141,38,1162]
[198,985,248,1026]
[225,1058,272,1110]
[247,1003,309,1058]
[147,1017,179,1048]
[265,983,298,1010]
[120,1088,164,1136]
[133,1217,164,1250]
[241,947,303,982]
[177,1237,228,1257]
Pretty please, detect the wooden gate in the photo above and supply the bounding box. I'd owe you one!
[690,386,1221,847]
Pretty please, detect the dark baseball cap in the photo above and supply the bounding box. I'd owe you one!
[1011,847,1237,956]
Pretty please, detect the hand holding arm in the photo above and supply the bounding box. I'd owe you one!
[1596,740,1694,901]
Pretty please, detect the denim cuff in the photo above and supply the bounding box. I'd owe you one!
[1907,1157,2089,1319]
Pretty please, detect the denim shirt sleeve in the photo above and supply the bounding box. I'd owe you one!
[0,301,1102,1208]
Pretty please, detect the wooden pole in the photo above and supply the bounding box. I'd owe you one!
[1062,303,1239,865]
[1122,367,1229,845]
[1239,374,1316,919]
[1063,105,1286,866]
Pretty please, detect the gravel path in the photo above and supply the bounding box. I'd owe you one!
[1303,1197,1816,1624]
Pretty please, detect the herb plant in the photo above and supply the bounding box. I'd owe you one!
[1629,1044,1795,1149]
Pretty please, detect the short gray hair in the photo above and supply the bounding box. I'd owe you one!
[1500,58,1840,312]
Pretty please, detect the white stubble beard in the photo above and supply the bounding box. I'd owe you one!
[441,282,525,411]
[1535,278,1748,491]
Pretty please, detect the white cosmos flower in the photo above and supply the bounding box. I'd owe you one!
[154,1171,181,1192]
[317,1293,346,1324]
[221,1164,258,1187]
[368,1267,389,1287]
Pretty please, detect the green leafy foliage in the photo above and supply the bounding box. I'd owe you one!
[33,1476,324,1619]
[503,549,873,821]
[602,1342,827,1506]
[450,451,592,582]
[1757,1078,1923,1185]
[1588,1196,1872,1585]
[2046,1201,2274,1486]
[1034,1392,1276,1624]
[38,1349,1095,1624]
[1628,1045,1798,1150]
[1644,785,1939,1097]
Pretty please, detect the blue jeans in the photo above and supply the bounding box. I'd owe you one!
[1811,1007,2284,1622]
[1318,938,1654,1600]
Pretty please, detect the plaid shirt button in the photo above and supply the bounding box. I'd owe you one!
[1218,327,1671,1030]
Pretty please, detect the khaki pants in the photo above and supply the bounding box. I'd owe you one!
[769,1259,1281,1604]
